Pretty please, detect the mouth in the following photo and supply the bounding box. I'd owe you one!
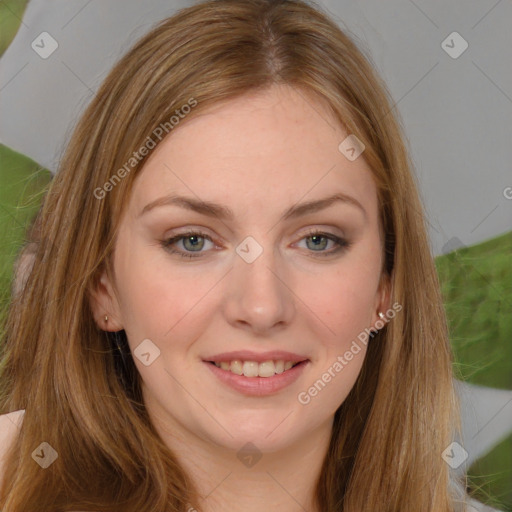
[203,358,310,396]
[205,359,308,378]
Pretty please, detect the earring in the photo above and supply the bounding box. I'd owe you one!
[104,314,108,323]
[378,311,386,321]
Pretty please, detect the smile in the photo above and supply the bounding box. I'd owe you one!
[204,359,309,396]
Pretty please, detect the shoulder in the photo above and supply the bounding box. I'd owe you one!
[0,410,25,484]
[0,410,25,451]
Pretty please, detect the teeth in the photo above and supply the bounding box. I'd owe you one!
[230,360,243,375]
[258,361,275,378]
[212,359,301,377]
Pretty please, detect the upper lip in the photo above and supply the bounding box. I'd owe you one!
[204,350,309,363]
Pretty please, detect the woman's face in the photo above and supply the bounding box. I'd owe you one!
[94,84,388,453]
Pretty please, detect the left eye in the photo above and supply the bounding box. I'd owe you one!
[295,231,349,255]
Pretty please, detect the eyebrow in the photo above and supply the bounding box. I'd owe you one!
[138,192,367,221]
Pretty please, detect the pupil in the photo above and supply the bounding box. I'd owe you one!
[307,235,327,251]
[184,235,204,251]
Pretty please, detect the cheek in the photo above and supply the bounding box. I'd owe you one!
[295,264,377,414]
[113,245,221,344]
[303,256,381,346]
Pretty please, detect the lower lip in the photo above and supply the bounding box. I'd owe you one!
[203,360,309,396]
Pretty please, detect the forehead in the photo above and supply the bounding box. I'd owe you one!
[128,84,378,222]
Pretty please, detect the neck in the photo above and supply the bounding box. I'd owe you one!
[149,409,333,512]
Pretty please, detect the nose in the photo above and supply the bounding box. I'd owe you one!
[223,243,296,334]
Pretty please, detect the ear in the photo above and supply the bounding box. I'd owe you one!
[371,272,392,330]
[88,267,124,332]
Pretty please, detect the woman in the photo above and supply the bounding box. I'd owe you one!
[0,0,487,510]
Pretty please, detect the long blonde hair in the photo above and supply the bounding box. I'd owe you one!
[0,0,463,510]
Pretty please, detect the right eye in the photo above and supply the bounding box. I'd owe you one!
[161,231,216,258]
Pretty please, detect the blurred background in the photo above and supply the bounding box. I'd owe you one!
[0,1,510,509]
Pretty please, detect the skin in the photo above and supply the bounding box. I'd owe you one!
[91,83,390,512]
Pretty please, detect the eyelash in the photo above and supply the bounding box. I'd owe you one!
[160,229,350,259]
